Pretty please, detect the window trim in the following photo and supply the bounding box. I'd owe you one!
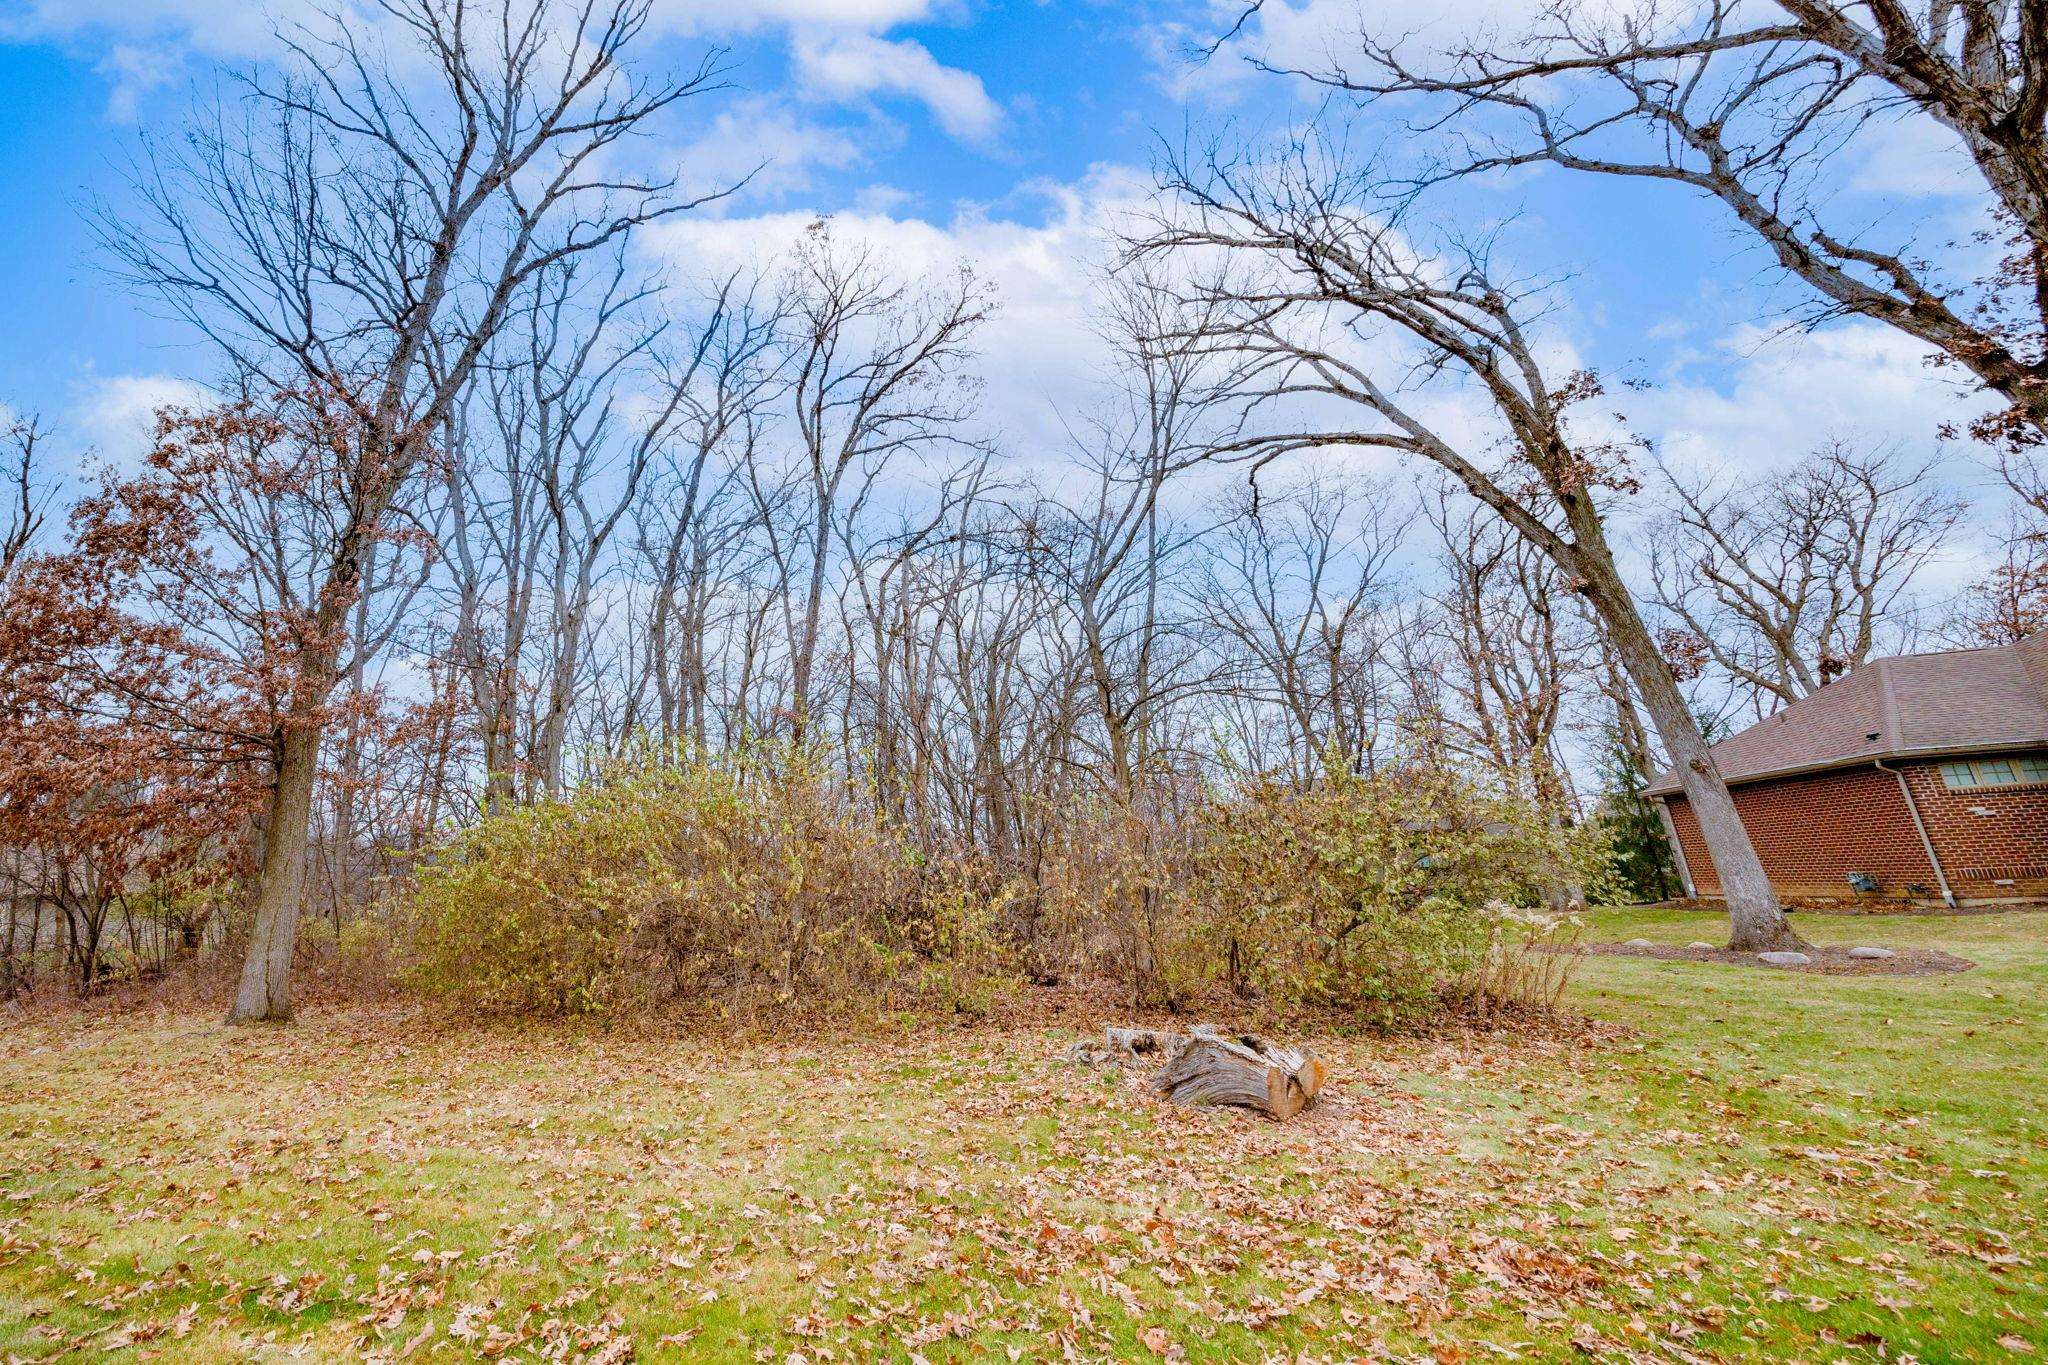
[1938,754,2048,790]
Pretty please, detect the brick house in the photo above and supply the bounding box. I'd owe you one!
[1645,635,2048,906]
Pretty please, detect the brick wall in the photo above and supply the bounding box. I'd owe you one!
[1661,757,2048,904]
[1898,760,2048,897]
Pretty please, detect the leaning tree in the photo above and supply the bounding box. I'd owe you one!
[1227,0,2048,452]
[1225,0,2048,630]
[1126,134,1804,951]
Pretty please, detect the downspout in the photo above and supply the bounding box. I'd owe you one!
[1875,759,1955,908]
[1653,796,1697,900]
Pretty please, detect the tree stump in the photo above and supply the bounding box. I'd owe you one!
[1149,1026,1327,1120]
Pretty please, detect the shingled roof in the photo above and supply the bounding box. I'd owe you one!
[1645,633,2048,797]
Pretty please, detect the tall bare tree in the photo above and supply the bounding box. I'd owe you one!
[1953,508,2048,641]
[1195,478,1401,783]
[1648,439,1964,715]
[101,0,730,1022]
[0,415,52,583]
[1026,272,1251,799]
[1417,494,1595,911]
[635,276,784,751]
[775,226,993,741]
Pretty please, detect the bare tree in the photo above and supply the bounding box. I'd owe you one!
[1416,494,1596,911]
[0,414,56,996]
[0,414,53,583]
[775,226,993,741]
[442,353,547,811]
[1952,507,2048,641]
[636,277,784,751]
[1126,133,1803,949]
[1195,478,1401,783]
[1026,272,1251,799]
[101,0,730,1022]
[1648,439,1964,715]
[839,459,995,823]
[507,254,709,797]
[1228,0,2048,447]
[921,518,1077,873]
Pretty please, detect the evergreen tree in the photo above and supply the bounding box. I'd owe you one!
[1594,729,1681,903]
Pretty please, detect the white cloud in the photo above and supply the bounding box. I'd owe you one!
[678,97,867,205]
[646,0,945,34]
[3,0,300,55]
[11,0,937,45]
[12,0,953,44]
[95,43,182,122]
[1849,111,1976,198]
[791,32,1001,144]
[851,183,918,215]
[1151,0,1548,104]
[639,165,1154,464]
[1638,322,1996,478]
[71,374,213,473]
[13,0,1001,151]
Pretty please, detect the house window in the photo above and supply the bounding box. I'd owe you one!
[1938,755,2048,789]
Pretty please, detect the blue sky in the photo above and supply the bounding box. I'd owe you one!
[0,0,2002,539]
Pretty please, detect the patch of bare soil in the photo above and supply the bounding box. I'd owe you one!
[1588,941,1975,975]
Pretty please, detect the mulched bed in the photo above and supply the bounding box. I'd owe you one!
[1588,941,1976,976]
[1648,897,2047,917]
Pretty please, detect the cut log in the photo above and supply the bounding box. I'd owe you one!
[1066,1025,1184,1067]
[1104,1026,1179,1056]
[1149,1026,1327,1120]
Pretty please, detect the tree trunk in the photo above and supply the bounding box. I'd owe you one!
[1575,542,1803,951]
[537,606,584,798]
[228,721,323,1024]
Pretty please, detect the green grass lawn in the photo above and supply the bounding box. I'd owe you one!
[2,908,2044,1361]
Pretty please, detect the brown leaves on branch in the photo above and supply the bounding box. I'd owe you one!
[0,387,434,989]
[1655,628,1712,685]
[1532,370,1646,499]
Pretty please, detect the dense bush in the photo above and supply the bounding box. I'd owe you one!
[1185,767,1594,1025]
[407,748,1011,1018]
[1029,792,1200,998]
[406,745,1589,1029]
[1032,764,1597,1026]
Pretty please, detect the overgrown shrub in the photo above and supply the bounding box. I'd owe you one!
[1186,766,1585,1026]
[1030,791,1204,1003]
[405,741,1584,1030]
[1025,763,1594,1026]
[406,747,1013,1017]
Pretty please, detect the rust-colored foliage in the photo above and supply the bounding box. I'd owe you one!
[0,389,423,989]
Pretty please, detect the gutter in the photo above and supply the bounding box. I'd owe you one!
[1875,758,1955,908]
[1652,796,1697,899]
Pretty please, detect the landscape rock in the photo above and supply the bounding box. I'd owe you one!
[1687,941,1716,950]
[1758,951,1812,967]
[1848,946,1896,960]
[1624,938,1656,948]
